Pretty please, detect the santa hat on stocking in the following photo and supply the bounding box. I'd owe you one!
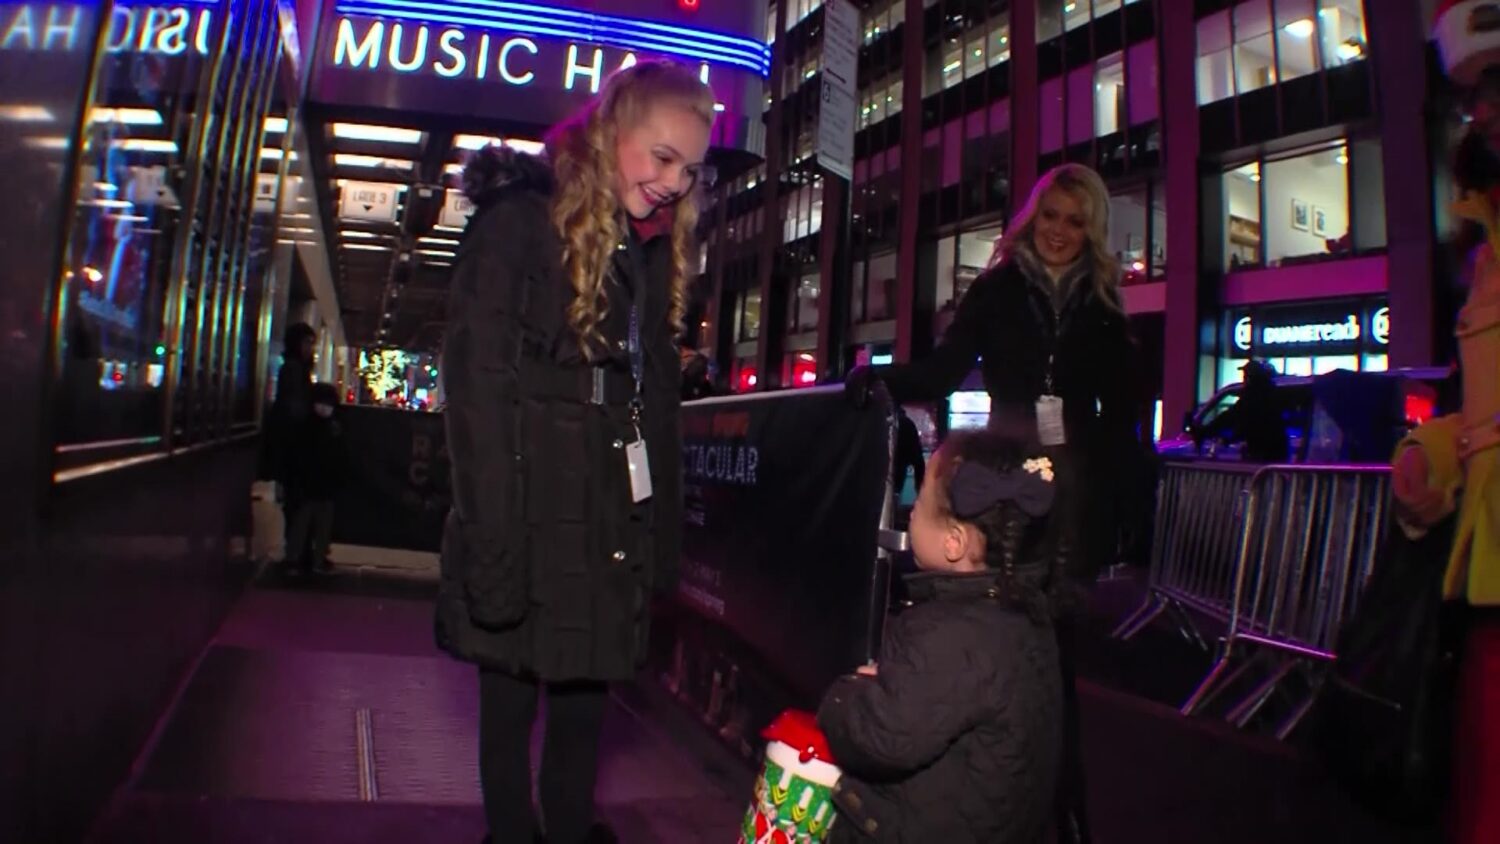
[1435,0,1500,85]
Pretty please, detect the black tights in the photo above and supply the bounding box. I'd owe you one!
[479,669,610,844]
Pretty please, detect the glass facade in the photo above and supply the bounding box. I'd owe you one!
[10,0,351,478]
[1197,0,1367,104]
[1218,138,1382,272]
[50,0,291,469]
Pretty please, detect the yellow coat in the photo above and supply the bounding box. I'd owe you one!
[1396,414,1500,605]
[1394,242,1500,606]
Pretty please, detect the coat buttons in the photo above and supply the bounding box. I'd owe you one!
[612,439,624,449]
[616,242,627,251]
[616,339,628,350]
[612,550,627,562]
[864,819,879,834]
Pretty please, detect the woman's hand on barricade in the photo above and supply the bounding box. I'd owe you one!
[1392,446,1449,528]
[845,366,886,410]
[856,662,879,678]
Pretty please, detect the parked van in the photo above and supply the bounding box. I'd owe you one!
[1158,367,1450,463]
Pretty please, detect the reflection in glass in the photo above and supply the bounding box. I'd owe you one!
[1276,0,1320,83]
[1109,187,1148,284]
[1065,0,1092,32]
[1224,162,1262,271]
[1233,0,1276,95]
[1096,52,1125,137]
[1317,0,1367,67]
[54,22,210,447]
[1197,11,1234,105]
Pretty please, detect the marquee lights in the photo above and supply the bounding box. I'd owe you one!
[332,0,770,76]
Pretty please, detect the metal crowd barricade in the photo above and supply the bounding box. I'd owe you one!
[1181,464,1390,738]
[1112,462,1262,649]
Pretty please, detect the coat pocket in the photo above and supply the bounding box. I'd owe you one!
[522,399,589,524]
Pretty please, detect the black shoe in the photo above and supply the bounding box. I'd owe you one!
[312,559,335,575]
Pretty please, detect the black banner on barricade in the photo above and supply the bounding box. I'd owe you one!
[330,406,451,552]
[657,386,892,754]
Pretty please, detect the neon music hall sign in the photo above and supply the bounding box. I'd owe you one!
[329,16,730,94]
[328,0,770,77]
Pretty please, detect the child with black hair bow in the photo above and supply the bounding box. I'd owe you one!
[817,430,1066,844]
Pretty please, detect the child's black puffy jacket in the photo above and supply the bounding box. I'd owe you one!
[818,570,1062,843]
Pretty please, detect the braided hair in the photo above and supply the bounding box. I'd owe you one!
[934,431,1071,625]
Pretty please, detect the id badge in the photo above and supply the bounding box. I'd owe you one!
[626,438,653,503]
[1036,395,1066,446]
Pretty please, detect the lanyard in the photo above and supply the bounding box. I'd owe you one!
[620,237,649,422]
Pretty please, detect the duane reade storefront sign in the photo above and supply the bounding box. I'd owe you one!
[1230,301,1390,356]
[1258,314,1363,346]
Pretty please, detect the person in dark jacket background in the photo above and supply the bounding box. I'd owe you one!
[818,429,1063,843]
[1196,359,1289,462]
[283,381,348,576]
[438,61,713,844]
[845,163,1141,843]
[261,322,317,563]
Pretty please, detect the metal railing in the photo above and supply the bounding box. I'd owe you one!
[1117,461,1392,738]
[1113,463,1262,649]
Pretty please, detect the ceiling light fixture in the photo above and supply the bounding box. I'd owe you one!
[331,122,423,144]
[92,107,163,126]
[264,116,288,134]
[24,135,68,150]
[1282,18,1315,38]
[418,236,460,247]
[334,154,415,170]
[343,230,381,239]
[453,133,503,151]
[0,104,55,122]
[344,243,394,252]
[416,249,457,258]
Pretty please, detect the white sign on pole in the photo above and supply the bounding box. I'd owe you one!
[339,180,399,223]
[816,0,860,181]
[439,188,476,230]
[254,173,279,212]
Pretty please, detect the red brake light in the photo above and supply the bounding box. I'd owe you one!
[1404,393,1435,426]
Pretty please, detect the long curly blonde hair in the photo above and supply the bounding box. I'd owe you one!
[993,163,1124,313]
[545,60,715,358]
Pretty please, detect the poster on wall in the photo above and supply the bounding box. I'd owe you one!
[674,388,892,705]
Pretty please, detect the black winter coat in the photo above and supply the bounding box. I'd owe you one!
[877,256,1141,575]
[879,256,1137,451]
[435,148,683,682]
[818,571,1062,844]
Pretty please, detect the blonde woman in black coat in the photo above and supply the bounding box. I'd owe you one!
[437,61,715,844]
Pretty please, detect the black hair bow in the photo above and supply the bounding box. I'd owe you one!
[949,461,1056,520]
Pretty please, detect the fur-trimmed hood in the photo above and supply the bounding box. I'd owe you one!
[460,145,554,205]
